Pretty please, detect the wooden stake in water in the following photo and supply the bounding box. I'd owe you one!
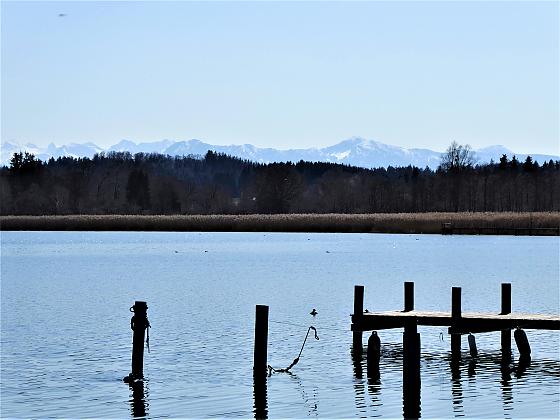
[124,301,148,382]
[253,305,269,419]
[253,305,269,378]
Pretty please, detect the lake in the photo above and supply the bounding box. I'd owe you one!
[1,232,559,418]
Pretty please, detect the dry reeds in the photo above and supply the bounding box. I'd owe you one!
[0,212,558,235]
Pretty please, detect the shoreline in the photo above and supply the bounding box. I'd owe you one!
[1,212,558,235]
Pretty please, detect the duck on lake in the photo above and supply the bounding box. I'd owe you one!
[310,308,318,316]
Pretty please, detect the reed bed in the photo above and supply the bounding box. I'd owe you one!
[1,212,558,235]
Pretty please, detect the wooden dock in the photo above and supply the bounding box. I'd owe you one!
[352,310,560,333]
[441,222,559,236]
[351,282,560,358]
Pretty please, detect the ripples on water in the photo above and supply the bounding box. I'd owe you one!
[1,232,559,418]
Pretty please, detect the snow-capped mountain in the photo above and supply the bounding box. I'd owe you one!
[1,137,558,169]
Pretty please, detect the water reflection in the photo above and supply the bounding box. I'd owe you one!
[350,345,368,416]
[128,379,149,419]
[449,351,464,417]
[350,335,560,419]
[253,375,268,420]
[286,372,319,417]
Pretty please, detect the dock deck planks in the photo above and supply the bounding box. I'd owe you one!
[351,310,560,333]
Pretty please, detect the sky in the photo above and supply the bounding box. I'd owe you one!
[1,1,558,154]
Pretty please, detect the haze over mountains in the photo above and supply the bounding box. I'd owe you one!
[1,137,558,169]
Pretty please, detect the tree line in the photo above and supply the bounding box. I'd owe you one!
[1,144,559,215]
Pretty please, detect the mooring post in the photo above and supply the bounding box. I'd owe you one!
[353,285,364,351]
[124,301,148,382]
[404,281,414,312]
[253,305,269,419]
[253,305,269,378]
[451,287,461,356]
[501,283,512,361]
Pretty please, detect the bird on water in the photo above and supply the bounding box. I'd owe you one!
[310,308,318,316]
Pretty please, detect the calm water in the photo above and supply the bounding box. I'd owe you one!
[1,232,559,418]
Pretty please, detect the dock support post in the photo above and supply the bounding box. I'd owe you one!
[451,287,461,356]
[403,319,421,419]
[124,301,149,382]
[253,305,269,419]
[353,285,364,351]
[501,283,512,361]
[404,281,414,312]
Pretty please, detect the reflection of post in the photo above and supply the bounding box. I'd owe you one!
[514,356,531,379]
[450,353,464,417]
[501,283,512,363]
[353,285,364,352]
[253,375,268,420]
[351,345,363,379]
[500,360,513,418]
[402,319,421,419]
[253,305,268,420]
[129,380,148,419]
[350,347,368,417]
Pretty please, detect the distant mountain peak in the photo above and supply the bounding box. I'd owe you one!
[1,138,558,169]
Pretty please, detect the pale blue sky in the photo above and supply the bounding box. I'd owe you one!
[1,1,558,154]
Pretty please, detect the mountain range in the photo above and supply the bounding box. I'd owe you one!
[1,137,558,169]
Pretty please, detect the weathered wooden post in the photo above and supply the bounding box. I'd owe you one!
[514,328,531,360]
[468,333,478,358]
[124,301,149,382]
[353,285,364,351]
[367,331,381,382]
[253,305,269,377]
[451,287,461,356]
[501,283,512,361]
[253,305,268,419]
[403,318,421,419]
[404,281,414,312]
[367,331,381,364]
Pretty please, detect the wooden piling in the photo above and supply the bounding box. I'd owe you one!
[468,333,478,358]
[514,328,531,359]
[367,331,381,363]
[501,283,512,360]
[451,287,461,355]
[404,281,414,312]
[253,305,269,378]
[403,320,421,419]
[353,285,364,350]
[130,301,148,380]
[501,283,511,315]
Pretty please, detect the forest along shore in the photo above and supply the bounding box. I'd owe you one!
[1,213,558,235]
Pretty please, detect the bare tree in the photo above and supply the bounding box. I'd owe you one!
[439,141,476,172]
